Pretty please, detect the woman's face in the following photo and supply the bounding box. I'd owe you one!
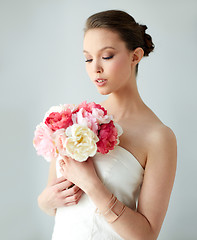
[83,28,134,95]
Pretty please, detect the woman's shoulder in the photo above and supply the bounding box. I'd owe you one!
[143,107,177,146]
[143,109,177,168]
[134,106,177,166]
[147,122,177,150]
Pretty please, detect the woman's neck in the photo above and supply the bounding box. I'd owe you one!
[101,79,146,122]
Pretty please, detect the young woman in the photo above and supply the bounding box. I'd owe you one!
[38,10,177,240]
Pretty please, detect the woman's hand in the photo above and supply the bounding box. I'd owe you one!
[38,176,84,216]
[59,157,100,194]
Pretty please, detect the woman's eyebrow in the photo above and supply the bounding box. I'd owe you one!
[83,46,116,53]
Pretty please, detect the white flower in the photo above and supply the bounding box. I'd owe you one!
[65,124,99,162]
[114,122,123,137]
[114,123,123,145]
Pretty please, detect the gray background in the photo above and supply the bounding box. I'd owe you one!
[1,0,197,239]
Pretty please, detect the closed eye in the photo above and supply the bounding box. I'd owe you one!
[85,55,113,62]
[102,55,114,60]
[85,59,93,63]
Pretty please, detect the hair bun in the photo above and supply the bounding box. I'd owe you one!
[140,24,154,56]
[85,10,155,75]
[141,24,147,32]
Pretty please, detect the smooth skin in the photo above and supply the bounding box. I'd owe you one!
[37,152,84,216]
[38,28,177,240]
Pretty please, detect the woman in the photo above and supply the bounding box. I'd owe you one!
[38,10,177,240]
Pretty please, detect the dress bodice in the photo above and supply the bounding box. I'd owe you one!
[52,146,144,240]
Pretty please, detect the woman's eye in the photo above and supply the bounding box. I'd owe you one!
[85,59,93,63]
[102,55,114,60]
[85,55,113,62]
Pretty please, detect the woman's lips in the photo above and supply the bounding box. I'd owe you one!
[95,78,107,86]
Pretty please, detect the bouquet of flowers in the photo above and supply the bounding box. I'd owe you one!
[33,101,123,162]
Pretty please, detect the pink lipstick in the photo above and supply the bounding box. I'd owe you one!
[95,78,107,87]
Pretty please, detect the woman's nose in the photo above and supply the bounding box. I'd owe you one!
[96,68,102,73]
[94,61,103,73]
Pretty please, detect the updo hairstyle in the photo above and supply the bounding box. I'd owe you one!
[84,10,155,74]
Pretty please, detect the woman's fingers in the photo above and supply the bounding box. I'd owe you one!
[56,179,74,191]
[59,159,66,167]
[61,185,81,197]
[65,198,81,206]
[63,189,84,206]
[50,175,75,191]
[49,176,66,186]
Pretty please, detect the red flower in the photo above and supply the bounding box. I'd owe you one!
[97,121,118,154]
[45,109,73,131]
[73,101,107,115]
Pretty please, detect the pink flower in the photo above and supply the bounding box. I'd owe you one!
[33,101,124,162]
[72,101,111,133]
[97,121,118,154]
[45,109,73,131]
[53,129,68,157]
[43,104,76,122]
[74,101,107,115]
[72,108,98,134]
[33,124,58,162]
[91,108,112,124]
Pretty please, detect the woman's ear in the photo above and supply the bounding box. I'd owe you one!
[131,47,144,65]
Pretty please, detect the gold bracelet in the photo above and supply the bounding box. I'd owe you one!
[108,205,126,223]
[103,197,118,216]
[95,193,115,214]
[104,199,126,224]
[95,194,126,224]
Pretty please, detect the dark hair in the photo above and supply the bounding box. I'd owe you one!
[84,10,155,74]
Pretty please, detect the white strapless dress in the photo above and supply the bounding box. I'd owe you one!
[52,145,144,240]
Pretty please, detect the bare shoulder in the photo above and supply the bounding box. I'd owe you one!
[148,123,177,149]
[141,106,177,156]
[140,108,177,168]
[145,121,177,173]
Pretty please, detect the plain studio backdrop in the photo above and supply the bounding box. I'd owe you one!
[0,0,197,239]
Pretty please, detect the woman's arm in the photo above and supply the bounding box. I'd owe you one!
[60,126,177,240]
[86,126,177,240]
[37,158,84,216]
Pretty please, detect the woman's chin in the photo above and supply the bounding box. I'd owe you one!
[97,89,111,95]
